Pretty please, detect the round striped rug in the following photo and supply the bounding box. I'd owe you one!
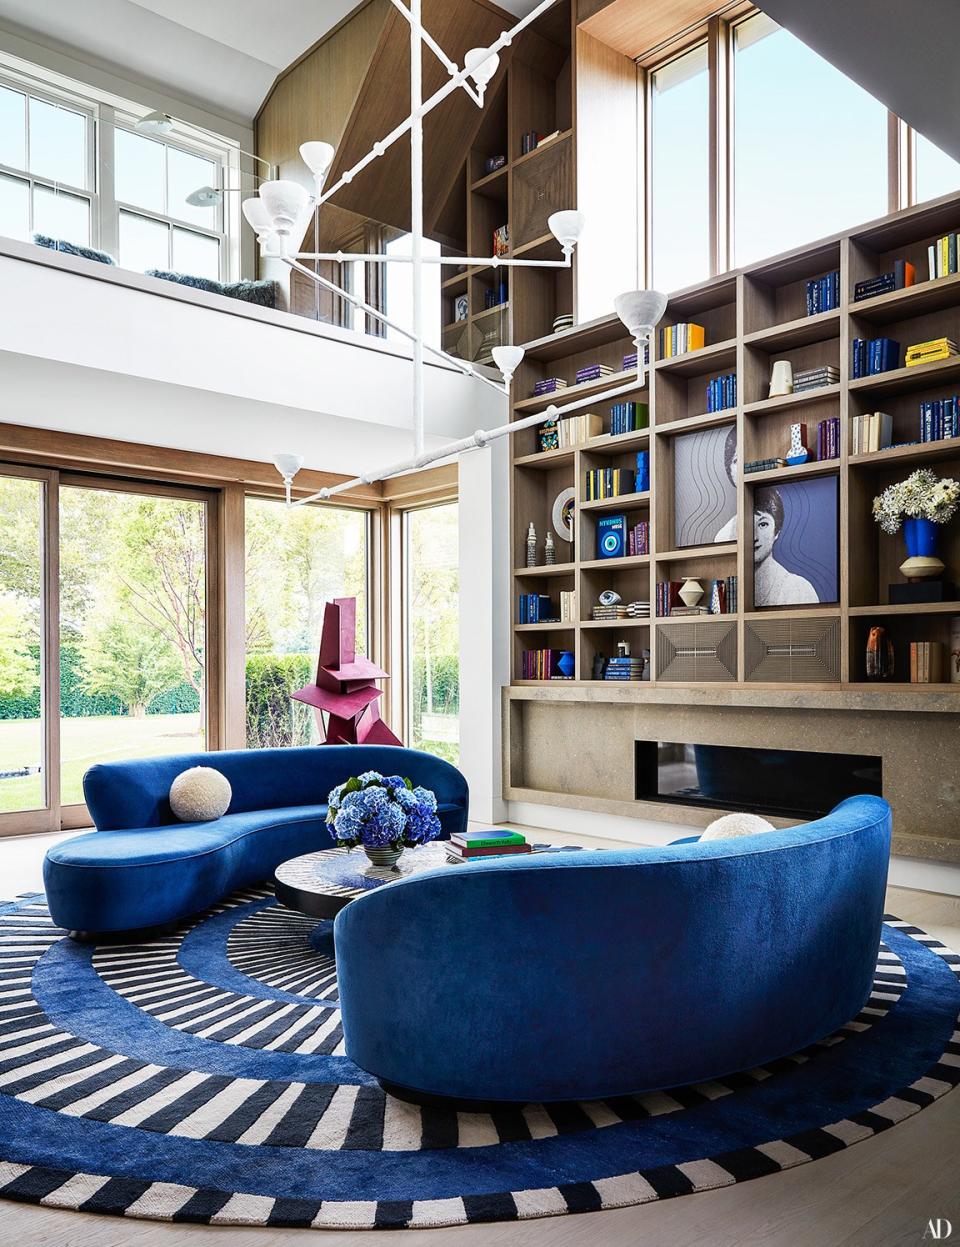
[0,888,956,1230]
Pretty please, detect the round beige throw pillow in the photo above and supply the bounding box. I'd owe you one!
[700,811,776,841]
[169,766,232,822]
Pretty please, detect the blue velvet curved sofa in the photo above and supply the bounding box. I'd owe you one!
[335,795,891,1103]
[44,746,468,936]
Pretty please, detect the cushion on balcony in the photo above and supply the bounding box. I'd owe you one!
[146,269,278,307]
[34,233,116,265]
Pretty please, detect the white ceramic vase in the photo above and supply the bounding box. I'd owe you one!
[679,578,704,608]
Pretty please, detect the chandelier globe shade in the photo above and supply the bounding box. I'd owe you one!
[135,110,174,135]
[614,289,668,337]
[464,46,500,90]
[547,209,585,254]
[492,345,525,385]
[299,141,336,188]
[258,179,311,232]
[186,185,222,207]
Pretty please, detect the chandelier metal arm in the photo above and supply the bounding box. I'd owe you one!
[292,250,571,269]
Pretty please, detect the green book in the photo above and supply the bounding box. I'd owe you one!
[452,830,526,849]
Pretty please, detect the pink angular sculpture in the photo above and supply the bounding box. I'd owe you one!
[291,597,401,746]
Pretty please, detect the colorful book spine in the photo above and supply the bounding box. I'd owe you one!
[928,234,960,279]
[816,416,841,461]
[609,402,649,436]
[659,323,705,358]
[851,337,900,378]
[805,270,840,314]
[705,373,737,413]
[518,593,555,624]
[626,521,649,557]
[584,467,637,501]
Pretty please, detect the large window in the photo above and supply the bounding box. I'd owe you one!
[915,132,960,205]
[404,503,459,763]
[244,499,370,748]
[385,232,442,349]
[732,13,887,267]
[651,44,710,293]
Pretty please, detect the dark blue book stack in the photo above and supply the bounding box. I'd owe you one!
[851,338,901,378]
[805,270,840,315]
[706,373,737,413]
[920,395,960,442]
[518,594,556,624]
[610,402,649,435]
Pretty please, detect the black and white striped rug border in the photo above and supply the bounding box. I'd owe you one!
[0,914,956,1231]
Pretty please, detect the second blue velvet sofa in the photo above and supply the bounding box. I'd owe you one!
[44,745,468,936]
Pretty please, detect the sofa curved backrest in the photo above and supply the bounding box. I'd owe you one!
[335,795,892,1103]
[83,745,468,832]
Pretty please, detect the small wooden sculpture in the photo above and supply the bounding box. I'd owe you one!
[865,625,895,681]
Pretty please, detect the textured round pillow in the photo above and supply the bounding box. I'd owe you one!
[169,767,232,822]
[700,811,776,841]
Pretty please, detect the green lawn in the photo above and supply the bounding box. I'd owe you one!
[0,714,202,812]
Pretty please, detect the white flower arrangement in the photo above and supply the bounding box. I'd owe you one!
[872,468,960,535]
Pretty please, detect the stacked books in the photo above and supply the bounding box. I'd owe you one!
[585,466,636,500]
[626,600,651,618]
[627,520,649,556]
[816,416,841,460]
[851,338,901,378]
[521,649,573,680]
[483,154,506,175]
[853,259,915,302]
[518,593,556,624]
[745,457,788,474]
[556,412,602,447]
[576,363,613,385]
[851,412,893,454]
[656,581,682,617]
[657,577,737,616]
[920,396,960,442]
[928,234,960,279]
[793,365,839,392]
[610,401,649,435]
[533,377,568,397]
[706,373,737,412]
[559,590,577,621]
[604,655,644,681]
[622,345,650,370]
[520,131,542,155]
[724,575,738,614]
[446,830,531,863]
[592,603,628,620]
[670,604,709,617]
[910,641,944,684]
[492,225,509,257]
[660,323,705,358]
[905,337,959,367]
[806,270,840,314]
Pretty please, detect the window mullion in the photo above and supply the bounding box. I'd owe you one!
[97,104,117,255]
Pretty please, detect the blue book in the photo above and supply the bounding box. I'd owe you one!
[597,513,627,559]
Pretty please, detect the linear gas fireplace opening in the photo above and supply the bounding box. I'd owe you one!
[635,741,882,821]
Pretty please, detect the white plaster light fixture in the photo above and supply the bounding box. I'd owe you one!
[262,0,665,504]
[614,289,669,387]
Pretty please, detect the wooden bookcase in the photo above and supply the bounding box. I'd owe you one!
[441,2,575,365]
[510,192,960,693]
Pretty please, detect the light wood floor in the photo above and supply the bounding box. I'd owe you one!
[2,828,958,1247]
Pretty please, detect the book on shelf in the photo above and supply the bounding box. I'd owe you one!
[919,395,960,442]
[603,657,645,681]
[853,259,915,302]
[659,323,705,358]
[793,365,839,393]
[905,337,959,367]
[816,416,841,460]
[556,411,603,448]
[538,419,559,452]
[622,344,650,370]
[520,648,573,680]
[745,457,788,474]
[585,467,636,500]
[492,224,509,257]
[851,337,901,378]
[669,605,710,616]
[851,412,893,455]
[664,577,737,616]
[706,373,737,413]
[559,590,577,621]
[910,641,944,684]
[533,377,568,397]
[805,270,840,315]
[596,513,627,559]
[610,401,649,436]
[592,605,629,620]
[627,520,649,557]
[518,593,557,624]
[520,130,542,155]
[575,363,613,385]
[928,233,960,280]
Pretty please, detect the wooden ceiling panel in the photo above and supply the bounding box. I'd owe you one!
[579,0,721,60]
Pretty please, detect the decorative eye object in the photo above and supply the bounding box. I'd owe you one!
[598,590,622,607]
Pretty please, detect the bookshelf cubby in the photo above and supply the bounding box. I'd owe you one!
[510,192,960,692]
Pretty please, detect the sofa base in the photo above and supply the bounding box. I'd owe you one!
[378,1079,530,1113]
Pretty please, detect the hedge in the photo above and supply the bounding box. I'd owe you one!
[245,652,315,748]
[409,654,459,716]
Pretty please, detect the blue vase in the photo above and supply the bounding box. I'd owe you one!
[903,517,939,559]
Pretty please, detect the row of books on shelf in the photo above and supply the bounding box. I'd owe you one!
[851,337,900,378]
[910,641,944,684]
[518,590,577,624]
[625,519,649,557]
[660,323,705,358]
[929,233,960,280]
[854,259,915,302]
[520,648,574,680]
[706,372,737,413]
[920,396,960,442]
[584,454,649,500]
[530,348,650,400]
[610,401,649,435]
[851,412,893,454]
[906,337,958,367]
[656,577,738,617]
[816,416,842,460]
[806,270,840,314]
[446,830,530,863]
[538,412,602,451]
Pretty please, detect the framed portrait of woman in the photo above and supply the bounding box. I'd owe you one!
[753,477,839,608]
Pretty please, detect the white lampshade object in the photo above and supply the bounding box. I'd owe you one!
[273,453,304,505]
[242,197,272,233]
[547,210,585,254]
[300,141,336,189]
[614,289,668,385]
[492,345,525,385]
[186,185,222,207]
[135,110,174,135]
[464,47,500,91]
[258,179,310,233]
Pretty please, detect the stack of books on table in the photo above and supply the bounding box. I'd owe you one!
[853,259,915,302]
[905,337,959,367]
[557,412,602,446]
[610,401,649,435]
[446,830,531,863]
[851,338,901,378]
[851,412,893,454]
[928,234,960,279]
[660,323,705,357]
[793,365,839,393]
[806,270,840,314]
[576,363,613,385]
[603,655,645,681]
[920,395,960,442]
[533,377,568,397]
[816,416,841,460]
[626,600,651,618]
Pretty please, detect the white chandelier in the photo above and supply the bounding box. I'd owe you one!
[248,0,666,505]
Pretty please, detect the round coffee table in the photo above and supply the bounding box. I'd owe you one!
[274,842,453,919]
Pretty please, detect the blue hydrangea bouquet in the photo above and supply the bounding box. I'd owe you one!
[327,770,442,865]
